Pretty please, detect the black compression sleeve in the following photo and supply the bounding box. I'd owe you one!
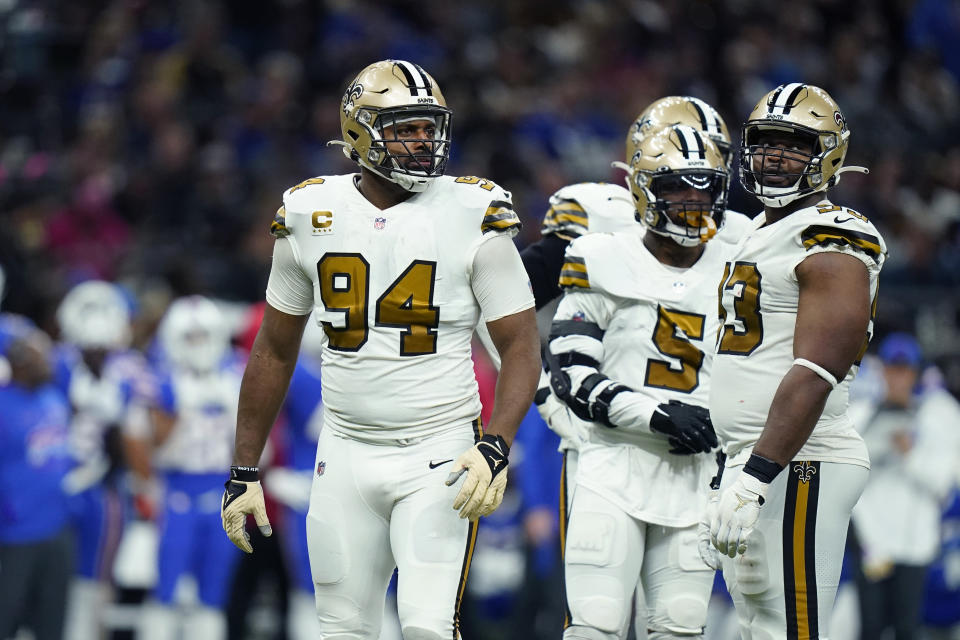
[520,234,571,310]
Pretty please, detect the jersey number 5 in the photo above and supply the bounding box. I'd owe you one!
[317,254,439,356]
[645,306,706,393]
[717,262,763,355]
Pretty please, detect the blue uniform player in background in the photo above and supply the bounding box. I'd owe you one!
[54,280,149,640]
[138,296,244,640]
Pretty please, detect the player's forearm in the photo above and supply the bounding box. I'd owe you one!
[753,367,832,466]
[233,348,298,467]
[484,316,540,446]
[607,390,660,431]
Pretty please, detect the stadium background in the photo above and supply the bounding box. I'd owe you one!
[0,0,959,639]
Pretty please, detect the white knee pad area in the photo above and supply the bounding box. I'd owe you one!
[562,624,621,640]
[399,627,445,640]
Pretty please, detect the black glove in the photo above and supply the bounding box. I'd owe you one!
[649,400,717,455]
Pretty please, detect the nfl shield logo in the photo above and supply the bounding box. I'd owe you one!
[374,217,386,230]
[316,461,326,476]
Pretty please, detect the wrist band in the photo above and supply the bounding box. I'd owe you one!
[230,466,259,482]
[743,453,783,484]
[793,358,839,388]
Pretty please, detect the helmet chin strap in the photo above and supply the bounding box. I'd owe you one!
[326,140,435,193]
[756,165,870,208]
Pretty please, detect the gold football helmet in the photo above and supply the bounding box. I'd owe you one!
[626,96,732,169]
[740,83,867,207]
[628,125,728,247]
[332,60,452,192]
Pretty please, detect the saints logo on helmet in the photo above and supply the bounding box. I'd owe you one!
[628,125,728,247]
[627,96,733,170]
[331,60,452,193]
[740,83,867,208]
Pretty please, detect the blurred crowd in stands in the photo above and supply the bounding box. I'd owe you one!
[1,1,960,639]
[1,0,960,375]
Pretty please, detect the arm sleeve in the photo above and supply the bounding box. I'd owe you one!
[550,291,659,431]
[265,237,314,316]
[520,234,570,310]
[471,234,535,322]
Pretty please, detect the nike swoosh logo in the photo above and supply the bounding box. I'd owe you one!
[834,216,854,224]
[429,459,454,469]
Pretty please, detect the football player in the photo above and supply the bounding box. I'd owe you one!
[523,97,750,636]
[54,280,149,640]
[529,96,750,504]
[550,124,730,640]
[138,296,244,640]
[220,59,540,640]
[707,84,887,639]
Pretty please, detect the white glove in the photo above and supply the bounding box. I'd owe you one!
[445,434,510,520]
[698,490,722,570]
[222,466,273,553]
[710,470,769,558]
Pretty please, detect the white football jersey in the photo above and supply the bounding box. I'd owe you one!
[59,349,149,464]
[269,174,524,443]
[540,180,752,245]
[551,230,736,526]
[716,209,753,244]
[711,200,887,466]
[540,182,636,239]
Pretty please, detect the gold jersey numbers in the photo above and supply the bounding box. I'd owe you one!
[317,255,439,356]
[717,262,764,356]
[455,176,495,191]
[645,306,706,393]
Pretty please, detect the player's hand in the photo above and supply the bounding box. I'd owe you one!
[445,434,510,520]
[535,384,587,447]
[649,400,717,454]
[222,466,273,553]
[698,490,722,570]
[710,470,768,558]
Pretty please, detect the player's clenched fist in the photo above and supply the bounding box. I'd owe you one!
[222,466,273,553]
[445,434,510,520]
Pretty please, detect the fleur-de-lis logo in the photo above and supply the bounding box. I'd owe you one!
[793,461,817,484]
[342,81,363,117]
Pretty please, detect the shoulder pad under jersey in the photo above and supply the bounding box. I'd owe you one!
[541,182,635,240]
[441,176,522,236]
[792,201,886,267]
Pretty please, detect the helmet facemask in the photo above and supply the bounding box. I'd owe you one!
[357,106,452,192]
[740,123,835,207]
[636,169,727,247]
